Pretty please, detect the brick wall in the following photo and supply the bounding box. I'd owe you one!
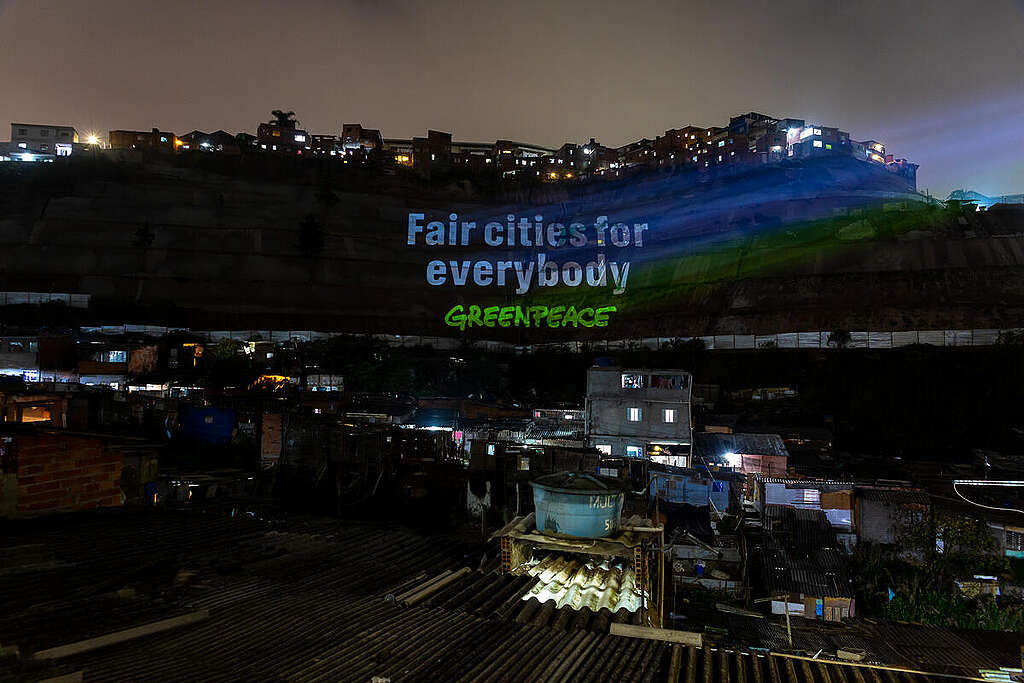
[6,433,122,515]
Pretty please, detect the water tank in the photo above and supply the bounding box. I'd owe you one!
[531,471,624,539]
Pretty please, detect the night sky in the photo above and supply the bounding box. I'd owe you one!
[1,0,1021,197]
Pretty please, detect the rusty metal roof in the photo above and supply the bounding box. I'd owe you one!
[0,507,1016,681]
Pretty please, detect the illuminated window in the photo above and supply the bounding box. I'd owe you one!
[596,444,611,455]
[813,140,823,148]
[813,128,822,135]
[20,405,52,423]
[621,373,645,389]
[487,444,496,456]
[663,409,677,423]
[628,407,641,422]
[626,445,642,458]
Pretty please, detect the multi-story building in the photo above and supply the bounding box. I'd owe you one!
[309,134,337,155]
[451,140,493,172]
[851,139,886,163]
[256,111,308,154]
[108,128,178,152]
[10,122,78,155]
[545,142,581,179]
[585,366,693,466]
[412,130,452,171]
[786,124,850,158]
[652,126,705,167]
[493,139,553,178]
[383,138,414,166]
[177,130,237,152]
[340,124,383,154]
[616,138,654,168]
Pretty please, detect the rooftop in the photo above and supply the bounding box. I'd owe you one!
[0,507,1017,681]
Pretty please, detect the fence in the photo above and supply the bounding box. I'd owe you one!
[0,292,90,308]
[74,325,1014,353]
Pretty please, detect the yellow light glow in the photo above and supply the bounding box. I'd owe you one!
[86,134,99,145]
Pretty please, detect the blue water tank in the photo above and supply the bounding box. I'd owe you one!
[531,471,625,538]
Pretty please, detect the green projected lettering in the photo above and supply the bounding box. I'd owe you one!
[444,304,617,331]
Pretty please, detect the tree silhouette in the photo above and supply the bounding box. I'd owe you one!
[270,110,297,128]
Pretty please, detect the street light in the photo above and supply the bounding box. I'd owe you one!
[86,134,99,146]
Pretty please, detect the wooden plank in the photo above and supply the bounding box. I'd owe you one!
[40,673,83,683]
[609,623,702,647]
[33,610,210,660]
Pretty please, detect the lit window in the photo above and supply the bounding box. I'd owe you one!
[20,405,51,423]
[596,444,611,455]
[663,409,677,423]
[813,140,823,148]
[626,446,642,458]
[621,373,645,389]
[487,444,495,455]
[628,407,641,422]
[813,128,822,135]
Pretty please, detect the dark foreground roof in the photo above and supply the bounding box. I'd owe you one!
[0,507,1009,681]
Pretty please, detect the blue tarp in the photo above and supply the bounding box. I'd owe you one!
[179,406,236,445]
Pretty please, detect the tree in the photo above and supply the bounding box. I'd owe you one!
[269,110,296,128]
[828,329,852,349]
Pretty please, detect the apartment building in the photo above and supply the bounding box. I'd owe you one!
[585,366,693,466]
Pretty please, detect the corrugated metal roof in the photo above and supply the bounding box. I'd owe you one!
[856,486,931,505]
[518,554,642,613]
[762,507,854,599]
[0,506,1014,682]
[696,432,790,458]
